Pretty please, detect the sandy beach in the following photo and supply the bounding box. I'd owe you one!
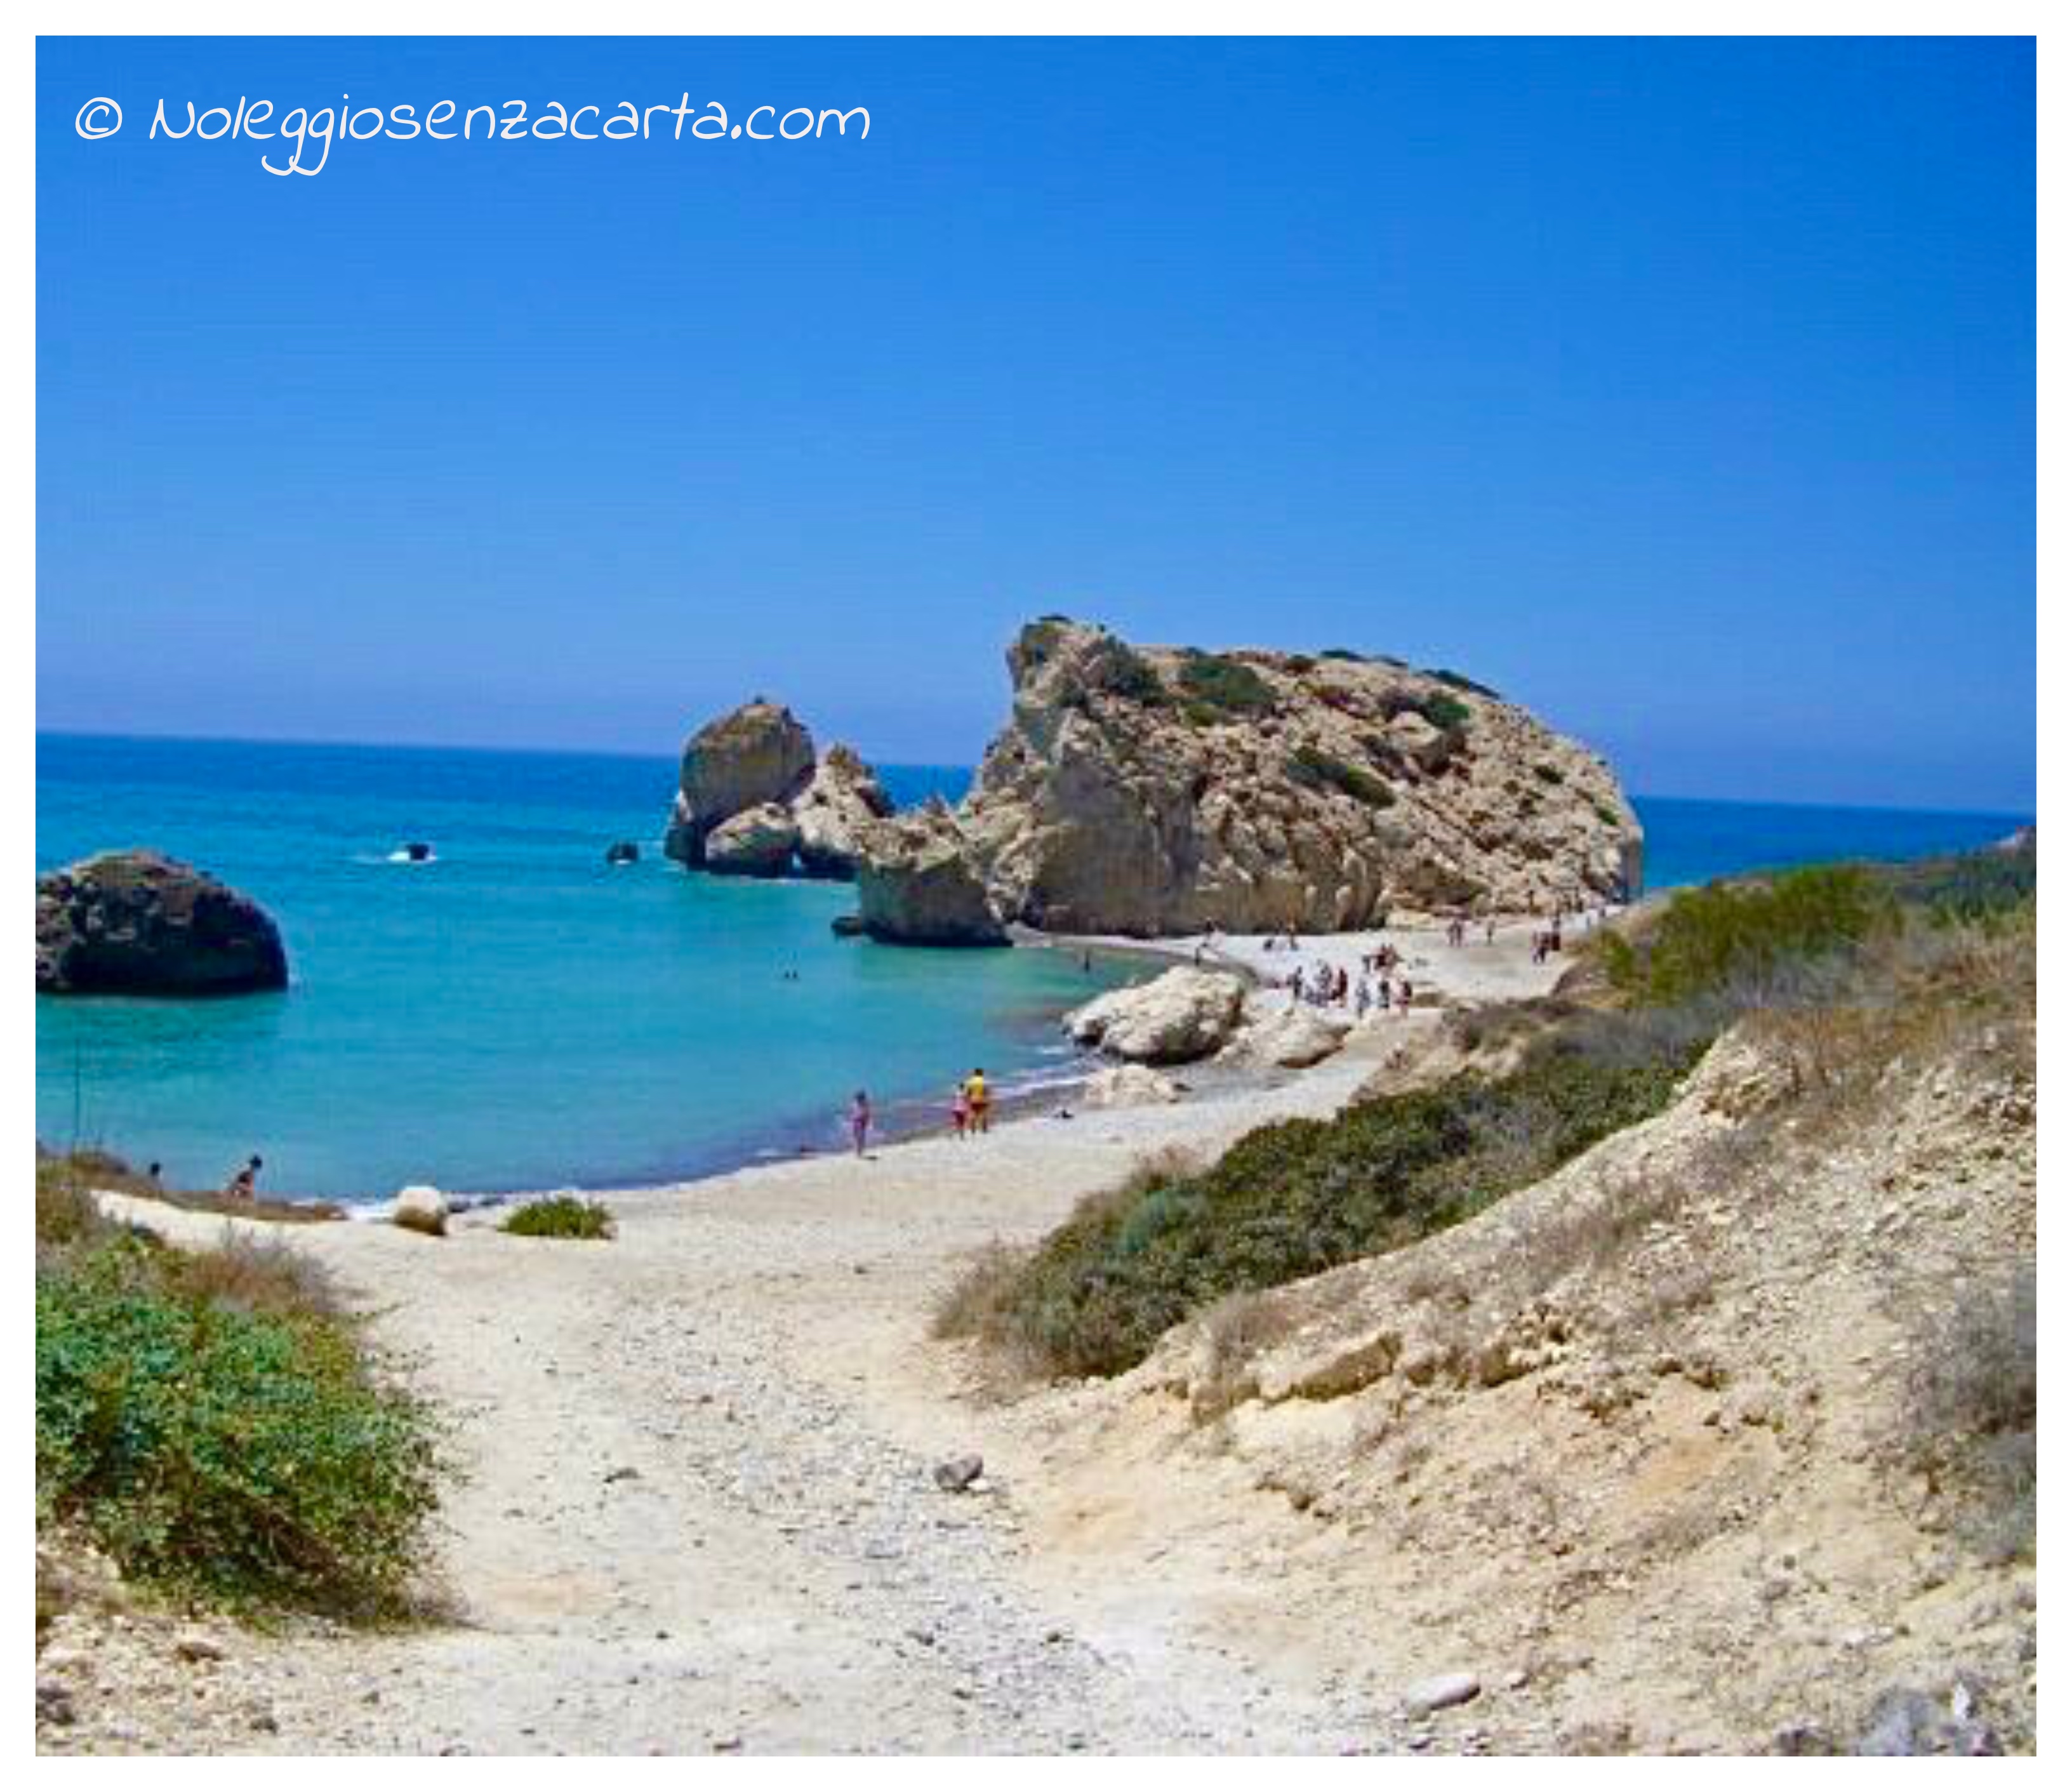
[60,926,1572,1754]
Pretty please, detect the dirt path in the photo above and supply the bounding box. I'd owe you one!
[62,926,1574,1754]
[86,1040,1413,1754]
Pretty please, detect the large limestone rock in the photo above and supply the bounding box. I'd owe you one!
[663,700,815,866]
[1082,1064,1185,1108]
[37,851,288,996]
[854,802,1007,946]
[793,744,894,880]
[1232,1007,1351,1068]
[1064,966,1248,1064]
[661,700,894,883]
[702,803,802,877]
[945,618,1643,935]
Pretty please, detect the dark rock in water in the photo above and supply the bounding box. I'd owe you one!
[403,841,433,863]
[605,840,641,865]
[37,851,289,997]
[830,913,867,938]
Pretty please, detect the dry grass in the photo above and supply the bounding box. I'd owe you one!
[161,1227,344,1322]
[1900,1261,2036,1562]
[1192,1289,1303,1417]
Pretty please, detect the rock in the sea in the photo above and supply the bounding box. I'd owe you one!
[1065,966,1247,1064]
[662,700,816,866]
[392,1185,449,1237]
[37,851,289,996]
[661,703,895,884]
[1232,1007,1350,1068]
[829,913,867,938]
[703,803,802,878]
[1082,1064,1184,1108]
[854,802,1008,946]
[793,743,894,880]
[604,840,641,865]
[940,618,1642,934]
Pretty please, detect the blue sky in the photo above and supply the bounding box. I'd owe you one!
[37,36,2035,809]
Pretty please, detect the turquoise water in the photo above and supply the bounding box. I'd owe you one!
[36,733,2029,1201]
[36,735,1120,1200]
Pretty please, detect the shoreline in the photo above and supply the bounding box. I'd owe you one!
[401,915,1579,1216]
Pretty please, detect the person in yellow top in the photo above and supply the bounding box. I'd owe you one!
[962,1067,992,1134]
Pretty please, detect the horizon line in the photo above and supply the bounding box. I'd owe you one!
[34,725,2035,823]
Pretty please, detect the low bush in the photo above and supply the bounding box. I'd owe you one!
[945,1030,1701,1378]
[1287,745,1395,807]
[1176,651,1278,722]
[1417,691,1473,734]
[1320,647,1365,661]
[502,1195,616,1241]
[36,1228,441,1617]
[1098,643,1167,707]
[1600,863,1892,1007]
[1901,1263,2035,1562]
[1427,668,1503,699]
[1534,762,1565,786]
[1883,838,2036,925]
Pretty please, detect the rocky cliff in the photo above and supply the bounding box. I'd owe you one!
[861,618,1642,939]
[663,703,890,881]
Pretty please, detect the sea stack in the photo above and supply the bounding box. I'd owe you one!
[36,850,289,996]
[663,700,893,881]
[857,617,1644,938]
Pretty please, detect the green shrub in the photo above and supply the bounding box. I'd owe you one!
[1284,654,1318,675]
[502,1196,616,1241]
[1428,668,1502,699]
[1607,863,1893,1007]
[1098,643,1167,706]
[1881,839,2036,925]
[946,1028,1701,1378]
[36,1234,441,1617]
[1287,745,1395,807]
[1534,762,1565,786]
[1592,800,1622,828]
[1320,647,1365,662]
[1176,651,1277,720]
[1417,691,1473,734]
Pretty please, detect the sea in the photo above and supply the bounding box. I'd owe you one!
[35,732,2031,1203]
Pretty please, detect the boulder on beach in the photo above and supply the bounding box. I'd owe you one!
[1231,1007,1351,1068]
[663,700,816,866]
[1082,1064,1185,1108]
[1064,966,1247,1064]
[392,1185,449,1237]
[37,851,289,997]
[854,802,1008,946]
[703,804,802,878]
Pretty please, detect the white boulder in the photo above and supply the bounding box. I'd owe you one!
[392,1185,449,1237]
[1233,1007,1351,1068]
[1065,967,1248,1065]
[1082,1065,1185,1108]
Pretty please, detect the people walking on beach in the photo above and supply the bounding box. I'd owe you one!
[1396,978,1413,1016]
[950,1084,971,1138]
[224,1154,262,1201]
[964,1068,992,1134]
[849,1090,872,1157]
[1485,916,1498,945]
